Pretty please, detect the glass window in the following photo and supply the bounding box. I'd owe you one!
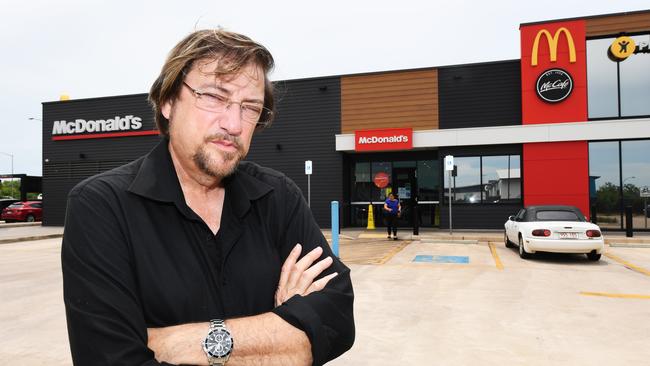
[507,155,522,200]
[352,162,372,202]
[622,140,650,229]
[417,160,439,202]
[587,37,619,119]
[482,156,508,203]
[444,157,480,203]
[393,161,416,168]
[620,35,650,117]
[589,141,621,228]
[587,34,650,119]
[535,210,583,221]
[515,209,526,221]
[481,155,521,203]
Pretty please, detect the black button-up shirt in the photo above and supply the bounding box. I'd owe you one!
[61,138,354,365]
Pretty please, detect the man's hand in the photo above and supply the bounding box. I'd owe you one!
[275,244,338,307]
[148,323,208,365]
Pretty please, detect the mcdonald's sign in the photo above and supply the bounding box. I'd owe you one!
[531,27,577,66]
[520,20,587,124]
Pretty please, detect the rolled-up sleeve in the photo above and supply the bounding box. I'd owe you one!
[271,177,355,366]
[61,183,173,366]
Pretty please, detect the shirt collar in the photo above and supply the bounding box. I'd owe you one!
[128,138,274,219]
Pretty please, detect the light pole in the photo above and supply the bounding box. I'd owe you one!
[0,152,15,199]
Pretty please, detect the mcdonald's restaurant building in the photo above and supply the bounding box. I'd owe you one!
[42,10,650,232]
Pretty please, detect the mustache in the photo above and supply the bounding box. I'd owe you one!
[205,132,242,150]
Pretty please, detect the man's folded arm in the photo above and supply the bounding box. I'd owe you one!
[272,177,356,366]
[62,185,173,366]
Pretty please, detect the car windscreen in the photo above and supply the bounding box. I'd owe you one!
[535,210,583,221]
[7,203,23,208]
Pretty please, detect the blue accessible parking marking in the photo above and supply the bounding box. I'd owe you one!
[413,255,469,264]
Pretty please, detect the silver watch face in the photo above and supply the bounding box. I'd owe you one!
[203,328,233,358]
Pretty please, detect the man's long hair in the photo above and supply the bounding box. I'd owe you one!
[148,29,276,136]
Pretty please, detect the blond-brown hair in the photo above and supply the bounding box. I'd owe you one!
[148,29,275,135]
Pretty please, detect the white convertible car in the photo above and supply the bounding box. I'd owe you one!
[504,205,604,261]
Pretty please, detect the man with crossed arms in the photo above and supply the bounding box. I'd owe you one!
[62,29,354,365]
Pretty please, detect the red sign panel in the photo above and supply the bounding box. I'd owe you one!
[373,172,390,188]
[355,128,413,152]
[520,20,587,124]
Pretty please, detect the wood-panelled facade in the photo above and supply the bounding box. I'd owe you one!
[586,11,650,36]
[341,69,438,133]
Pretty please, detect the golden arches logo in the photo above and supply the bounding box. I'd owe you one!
[531,27,576,66]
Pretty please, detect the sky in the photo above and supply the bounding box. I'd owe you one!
[1,0,648,177]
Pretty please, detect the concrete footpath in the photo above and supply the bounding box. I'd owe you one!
[2,224,650,246]
[0,223,65,244]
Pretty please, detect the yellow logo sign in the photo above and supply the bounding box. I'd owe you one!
[610,36,636,61]
[531,27,577,66]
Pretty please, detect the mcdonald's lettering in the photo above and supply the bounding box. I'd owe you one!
[531,27,577,66]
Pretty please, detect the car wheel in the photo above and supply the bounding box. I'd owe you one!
[504,231,515,248]
[518,235,531,259]
[587,252,601,261]
[26,215,35,222]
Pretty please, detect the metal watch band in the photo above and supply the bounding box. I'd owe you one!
[206,319,231,366]
[210,319,226,331]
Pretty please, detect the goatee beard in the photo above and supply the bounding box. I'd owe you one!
[193,133,245,178]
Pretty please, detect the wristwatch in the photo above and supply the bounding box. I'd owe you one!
[202,319,233,365]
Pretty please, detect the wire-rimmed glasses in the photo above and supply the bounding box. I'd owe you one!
[182,81,272,127]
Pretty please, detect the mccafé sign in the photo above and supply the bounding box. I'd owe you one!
[355,128,413,152]
[51,115,158,141]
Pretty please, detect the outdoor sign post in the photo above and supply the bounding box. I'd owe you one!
[331,201,339,257]
[444,155,454,235]
[642,186,650,229]
[305,160,312,207]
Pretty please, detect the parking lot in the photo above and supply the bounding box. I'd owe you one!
[1,232,650,365]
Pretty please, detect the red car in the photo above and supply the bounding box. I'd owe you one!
[1,201,43,223]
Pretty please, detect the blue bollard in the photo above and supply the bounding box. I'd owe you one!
[331,201,339,257]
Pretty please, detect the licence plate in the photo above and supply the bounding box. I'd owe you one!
[559,232,578,239]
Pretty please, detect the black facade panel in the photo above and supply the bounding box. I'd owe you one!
[42,94,162,225]
[246,77,342,228]
[439,204,521,230]
[438,144,523,229]
[439,60,522,129]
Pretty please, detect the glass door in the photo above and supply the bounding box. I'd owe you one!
[393,167,417,227]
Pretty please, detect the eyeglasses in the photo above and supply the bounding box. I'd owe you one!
[182,81,272,127]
